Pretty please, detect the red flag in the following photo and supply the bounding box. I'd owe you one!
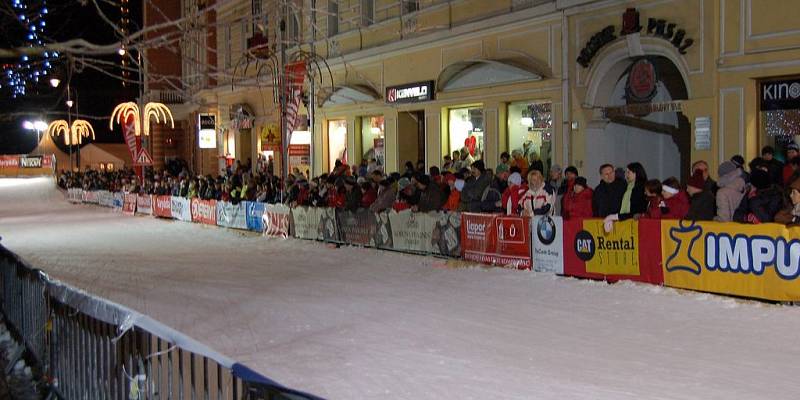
[283,61,306,143]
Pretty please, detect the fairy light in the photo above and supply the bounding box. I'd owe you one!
[47,119,95,146]
[110,102,174,136]
[4,0,57,98]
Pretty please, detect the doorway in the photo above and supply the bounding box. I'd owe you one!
[398,110,426,170]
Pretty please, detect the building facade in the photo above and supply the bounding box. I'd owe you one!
[146,0,800,183]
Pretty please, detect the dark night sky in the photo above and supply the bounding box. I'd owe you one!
[0,1,142,154]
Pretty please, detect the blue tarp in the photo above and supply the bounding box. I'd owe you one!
[245,201,266,232]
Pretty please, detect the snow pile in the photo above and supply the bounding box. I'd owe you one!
[2,178,800,399]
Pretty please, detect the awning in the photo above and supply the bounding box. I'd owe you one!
[319,84,381,107]
[436,58,549,92]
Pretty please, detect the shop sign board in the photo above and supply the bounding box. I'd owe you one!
[386,81,434,104]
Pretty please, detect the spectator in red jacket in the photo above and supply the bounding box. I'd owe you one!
[643,179,665,219]
[502,172,527,215]
[562,177,593,219]
[783,143,800,185]
[661,177,689,219]
[360,180,377,208]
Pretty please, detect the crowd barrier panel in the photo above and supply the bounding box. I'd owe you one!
[461,213,532,269]
[81,190,98,204]
[264,204,291,238]
[191,198,217,225]
[112,192,124,211]
[0,245,322,399]
[216,201,248,230]
[562,218,664,284]
[62,191,800,301]
[122,194,137,216]
[136,194,153,215]
[245,201,266,232]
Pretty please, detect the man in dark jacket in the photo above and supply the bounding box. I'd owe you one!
[343,177,362,211]
[761,146,784,186]
[414,174,444,212]
[480,169,509,213]
[734,169,783,223]
[593,163,626,217]
[686,170,716,220]
[460,160,492,212]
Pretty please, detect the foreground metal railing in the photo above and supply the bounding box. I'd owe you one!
[0,245,322,400]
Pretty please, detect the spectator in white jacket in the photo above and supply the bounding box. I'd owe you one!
[520,170,555,217]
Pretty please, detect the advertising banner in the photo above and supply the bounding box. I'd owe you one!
[336,209,379,246]
[0,156,19,168]
[136,195,153,215]
[153,195,173,218]
[19,156,42,168]
[563,218,662,284]
[216,201,248,230]
[531,216,565,274]
[41,154,53,168]
[97,191,114,207]
[661,221,800,301]
[67,188,83,203]
[387,210,437,254]
[81,190,99,204]
[122,194,137,215]
[291,206,319,240]
[317,207,340,242]
[461,213,532,269]
[191,198,217,225]
[264,204,291,238]
[170,197,192,222]
[245,201,266,232]
[112,192,124,211]
[431,212,462,257]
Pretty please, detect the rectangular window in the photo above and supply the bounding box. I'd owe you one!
[251,0,262,33]
[403,0,419,14]
[507,101,553,175]
[449,107,484,166]
[224,25,232,69]
[241,21,248,54]
[328,0,339,37]
[361,0,374,26]
[360,116,385,166]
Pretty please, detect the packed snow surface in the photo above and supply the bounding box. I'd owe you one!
[2,177,800,399]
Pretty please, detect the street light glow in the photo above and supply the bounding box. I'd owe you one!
[49,78,60,88]
[66,100,73,108]
[22,121,34,130]
[33,120,47,131]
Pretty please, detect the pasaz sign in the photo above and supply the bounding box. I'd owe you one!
[198,113,217,149]
[386,81,434,104]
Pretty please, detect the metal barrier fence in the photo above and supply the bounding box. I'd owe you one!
[0,245,323,400]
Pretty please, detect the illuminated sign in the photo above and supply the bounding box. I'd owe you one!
[198,113,217,149]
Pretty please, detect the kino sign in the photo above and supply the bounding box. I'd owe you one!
[386,81,435,104]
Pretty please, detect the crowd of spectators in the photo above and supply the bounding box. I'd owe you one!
[57,144,800,226]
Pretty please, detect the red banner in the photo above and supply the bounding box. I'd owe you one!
[122,194,137,216]
[42,154,53,168]
[563,218,663,284]
[461,213,532,269]
[0,156,19,168]
[153,195,173,218]
[191,198,217,225]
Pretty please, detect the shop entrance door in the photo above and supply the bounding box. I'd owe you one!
[398,110,426,169]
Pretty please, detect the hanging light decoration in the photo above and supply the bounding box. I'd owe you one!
[5,0,57,98]
[109,102,174,136]
[47,119,95,146]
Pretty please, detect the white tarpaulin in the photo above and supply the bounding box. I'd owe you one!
[531,216,564,274]
[170,197,192,222]
[136,195,153,215]
[216,201,248,230]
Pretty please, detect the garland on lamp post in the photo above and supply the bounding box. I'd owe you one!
[46,119,95,146]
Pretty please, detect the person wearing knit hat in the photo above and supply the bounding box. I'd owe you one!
[502,172,527,215]
[443,174,462,211]
[775,178,800,225]
[415,174,445,212]
[659,177,689,219]
[563,176,593,219]
[508,172,522,186]
[686,169,716,220]
[715,161,746,222]
[397,177,411,191]
[454,179,465,192]
[496,163,510,175]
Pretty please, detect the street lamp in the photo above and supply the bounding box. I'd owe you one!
[23,119,47,155]
[49,78,60,88]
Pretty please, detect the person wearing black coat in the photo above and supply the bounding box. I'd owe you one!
[593,163,627,218]
[761,146,784,186]
[685,170,716,221]
[343,177,362,211]
[616,162,648,220]
[734,169,784,223]
[480,173,508,213]
[414,175,444,212]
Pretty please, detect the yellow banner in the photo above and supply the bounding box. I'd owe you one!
[661,220,800,301]
[582,219,640,276]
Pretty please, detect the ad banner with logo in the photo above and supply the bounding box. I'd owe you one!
[387,210,437,254]
[153,196,173,218]
[531,216,564,274]
[113,192,124,211]
[136,195,153,215]
[191,198,217,225]
[0,156,19,168]
[461,213,531,269]
[563,218,662,284]
[97,191,114,207]
[216,201,248,230]
[662,221,800,301]
[291,207,320,240]
[122,194,137,215]
[336,209,379,246]
[245,201,266,232]
[171,197,192,222]
[68,188,83,203]
[264,204,291,238]
[81,190,98,204]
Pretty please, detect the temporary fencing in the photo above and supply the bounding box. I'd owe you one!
[63,189,800,302]
[0,244,322,400]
